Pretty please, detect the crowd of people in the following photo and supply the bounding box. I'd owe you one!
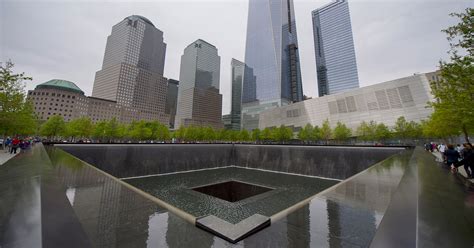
[3,137,34,154]
[425,142,474,179]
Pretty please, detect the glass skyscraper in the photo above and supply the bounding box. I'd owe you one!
[229,59,245,130]
[242,0,304,130]
[175,39,223,129]
[92,15,169,123]
[312,0,359,97]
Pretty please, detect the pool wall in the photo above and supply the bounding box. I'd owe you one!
[57,144,404,180]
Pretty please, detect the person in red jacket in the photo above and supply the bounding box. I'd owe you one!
[10,137,20,154]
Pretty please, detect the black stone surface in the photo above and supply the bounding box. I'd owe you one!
[57,144,403,180]
[192,180,273,202]
[2,144,473,247]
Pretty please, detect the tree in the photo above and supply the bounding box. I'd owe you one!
[104,118,121,142]
[320,119,332,143]
[0,61,35,145]
[375,123,391,142]
[429,8,474,142]
[251,128,261,142]
[333,122,351,141]
[261,128,273,142]
[298,124,312,142]
[310,125,321,142]
[274,125,293,142]
[129,120,152,141]
[92,120,108,141]
[40,115,66,139]
[238,129,250,141]
[393,116,410,140]
[174,125,186,141]
[65,117,93,140]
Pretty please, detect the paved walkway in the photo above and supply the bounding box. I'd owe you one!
[0,150,17,165]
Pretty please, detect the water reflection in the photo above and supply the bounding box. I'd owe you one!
[43,146,412,247]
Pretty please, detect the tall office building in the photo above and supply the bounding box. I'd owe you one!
[242,0,304,130]
[92,15,169,123]
[175,39,223,129]
[228,59,245,130]
[165,79,179,128]
[312,0,359,97]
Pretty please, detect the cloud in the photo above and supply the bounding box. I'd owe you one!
[1,0,472,115]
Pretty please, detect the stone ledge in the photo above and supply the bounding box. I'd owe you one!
[196,214,270,243]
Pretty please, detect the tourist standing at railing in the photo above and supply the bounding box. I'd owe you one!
[445,144,460,167]
[10,137,20,154]
[453,143,473,179]
[439,143,447,162]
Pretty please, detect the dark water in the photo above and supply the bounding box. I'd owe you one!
[125,167,339,224]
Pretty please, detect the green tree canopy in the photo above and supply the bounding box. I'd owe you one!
[261,128,273,141]
[333,121,351,141]
[429,8,474,142]
[273,125,293,142]
[0,61,36,139]
[65,117,93,140]
[320,119,332,143]
[375,123,391,142]
[40,115,66,139]
[298,124,312,142]
[251,128,261,141]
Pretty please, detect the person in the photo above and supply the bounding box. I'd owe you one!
[454,143,473,178]
[10,137,20,154]
[444,144,460,168]
[456,144,464,157]
[4,137,12,153]
[439,143,447,162]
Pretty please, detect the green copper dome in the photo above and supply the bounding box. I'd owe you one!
[36,79,84,94]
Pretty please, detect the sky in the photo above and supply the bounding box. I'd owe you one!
[1,0,472,115]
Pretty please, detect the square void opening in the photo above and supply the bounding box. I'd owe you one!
[192,181,273,202]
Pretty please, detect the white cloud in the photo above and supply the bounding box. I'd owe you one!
[1,0,472,115]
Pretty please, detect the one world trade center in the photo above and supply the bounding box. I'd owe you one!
[242,0,304,130]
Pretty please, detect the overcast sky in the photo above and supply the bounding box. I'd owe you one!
[1,0,472,114]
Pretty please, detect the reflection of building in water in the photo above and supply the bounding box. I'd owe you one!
[287,204,310,247]
[166,213,214,248]
[243,216,289,247]
[51,151,159,247]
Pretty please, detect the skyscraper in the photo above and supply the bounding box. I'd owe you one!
[229,59,245,130]
[242,0,304,130]
[312,0,359,97]
[175,39,223,129]
[92,15,169,123]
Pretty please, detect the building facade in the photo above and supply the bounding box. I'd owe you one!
[28,79,145,123]
[312,0,359,97]
[165,79,179,128]
[228,59,245,130]
[175,39,223,129]
[28,79,88,122]
[258,72,435,132]
[92,15,169,124]
[242,0,304,130]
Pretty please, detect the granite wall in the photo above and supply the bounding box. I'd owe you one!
[57,144,234,178]
[56,144,404,180]
[234,145,404,180]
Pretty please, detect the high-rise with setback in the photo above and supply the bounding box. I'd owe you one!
[92,15,169,123]
[312,0,359,97]
[242,0,304,130]
[175,39,223,129]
